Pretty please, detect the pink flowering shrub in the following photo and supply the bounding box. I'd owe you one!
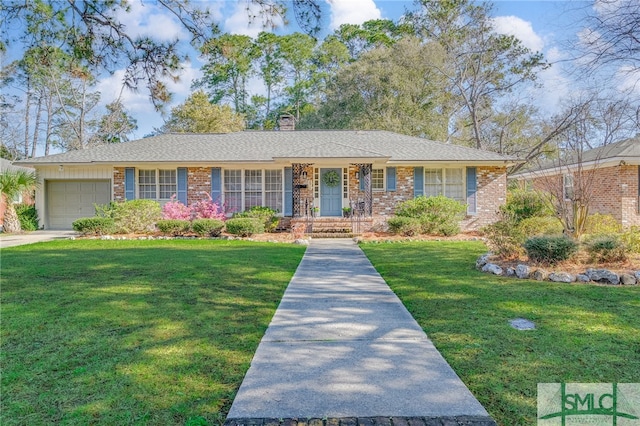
[162,195,191,220]
[161,194,226,221]
[191,194,226,220]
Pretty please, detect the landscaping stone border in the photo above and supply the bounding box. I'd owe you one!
[476,253,640,285]
[224,417,496,426]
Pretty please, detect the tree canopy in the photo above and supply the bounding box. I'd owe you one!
[160,91,245,134]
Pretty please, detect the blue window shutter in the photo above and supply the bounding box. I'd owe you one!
[466,167,477,215]
[284,167,293,216]
[125,167,135,200]
[414,167,424,197]
[177,168,187,205]
[386,167,396,191]
[211,168,222,204]
[359,171,364,191]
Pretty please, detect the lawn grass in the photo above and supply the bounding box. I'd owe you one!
[360,241,640,426]
[1,239,305,425]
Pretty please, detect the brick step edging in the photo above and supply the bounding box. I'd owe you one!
[224,416,496,426]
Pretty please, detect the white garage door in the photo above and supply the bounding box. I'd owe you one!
[47,180,111,229]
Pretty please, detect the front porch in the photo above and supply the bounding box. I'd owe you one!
[290,163,375,219]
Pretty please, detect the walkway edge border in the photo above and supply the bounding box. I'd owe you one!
[225,417,497,426]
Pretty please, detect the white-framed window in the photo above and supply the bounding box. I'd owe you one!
[445,168,464,201]
[425,168,443,197]
[245,170,262,209]
[224,169,284,214]
[138,169,175,200]
[265,170,283,212]
[372,169,385,190]
[159,170,177,199]
[224,169,242,213]
[563,174,574,200]
[424,168,465,202]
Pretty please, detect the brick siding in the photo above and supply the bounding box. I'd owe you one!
[113,167,125,201]
[186,167,212,205]
[109,164,509,230]
[349,165,506,231]
[531,164,640,228]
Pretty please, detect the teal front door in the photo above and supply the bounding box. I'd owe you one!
[320,168,342,216]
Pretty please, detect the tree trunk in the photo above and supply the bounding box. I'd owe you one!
[24,78,32,158]
[2,203,22,233]
[31,93,43,158]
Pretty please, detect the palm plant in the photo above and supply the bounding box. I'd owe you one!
[0,170,38,233]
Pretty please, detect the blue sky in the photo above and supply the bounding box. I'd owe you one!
[8,1,613,142]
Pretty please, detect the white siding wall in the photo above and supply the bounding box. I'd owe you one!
[35,166,113,228]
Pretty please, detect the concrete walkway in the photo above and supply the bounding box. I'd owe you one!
[226,239,494,425]
[0,230,76,248]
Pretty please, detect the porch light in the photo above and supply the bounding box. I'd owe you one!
[58,165,64,172]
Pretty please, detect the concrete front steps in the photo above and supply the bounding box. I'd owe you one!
[290,217,374,238]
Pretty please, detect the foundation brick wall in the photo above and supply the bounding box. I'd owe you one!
[349,165,507,231]
[110,164,511,230]
[531,165,640,228]
[462,166,507,230]
[187,167,212,205]
[113,167,125,201]
[347,166,415,217]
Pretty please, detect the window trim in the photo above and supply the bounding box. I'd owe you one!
[137,169,177,201]
[372,168,385,191]
[223,168,284,214]
[563,174,574,201]
[423,167,466,203]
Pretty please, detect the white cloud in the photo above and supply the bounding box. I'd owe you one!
[115,2,187,42]
[224,1,284,38]
[326,0,382,30]
[96,62,203,138]
[492,16,544,52]
[616,66,640,95]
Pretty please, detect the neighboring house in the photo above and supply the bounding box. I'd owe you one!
[16,127,516,231]
[0,158,35,229]
[512,136,640,228]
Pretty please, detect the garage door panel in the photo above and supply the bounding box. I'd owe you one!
[47,180,111,230]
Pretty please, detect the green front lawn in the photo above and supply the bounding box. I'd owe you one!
[361,241,640,426]
[1,240,305,425]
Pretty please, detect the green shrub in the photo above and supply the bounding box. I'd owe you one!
[234,206,279,232]
[584,235,628,263]
[583,213,623,236]
[621,226,640,254]
[72,217,116,236]
[481,218,525,259]
[524,235,578,264]
[191,219,225,237]
[518,216,563,238]
[96,200,161,234]
[387,217,422,236]
[500,189,553,223]
[156,219,191,236]
[395,195,465,236]
[15,203,39,231]
[225,217,264,237]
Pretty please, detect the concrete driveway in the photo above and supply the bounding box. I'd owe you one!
[0,230,77,248]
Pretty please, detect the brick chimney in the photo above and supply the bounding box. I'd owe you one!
[279,114,295,131]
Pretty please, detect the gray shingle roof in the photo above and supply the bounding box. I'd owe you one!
[16,130,515,165]
[512,136,640,177]
[1,158,34,172]
[579,136,640,163]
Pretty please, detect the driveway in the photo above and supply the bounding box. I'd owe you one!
[0,230,77,248]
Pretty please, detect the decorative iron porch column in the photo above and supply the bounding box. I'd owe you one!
[292,163,313,217]
[353,163,373,216]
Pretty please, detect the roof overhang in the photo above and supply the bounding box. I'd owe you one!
[511,157,639,180]
[272,156,391,165]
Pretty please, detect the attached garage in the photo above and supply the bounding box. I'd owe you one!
[46,180,111,229]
